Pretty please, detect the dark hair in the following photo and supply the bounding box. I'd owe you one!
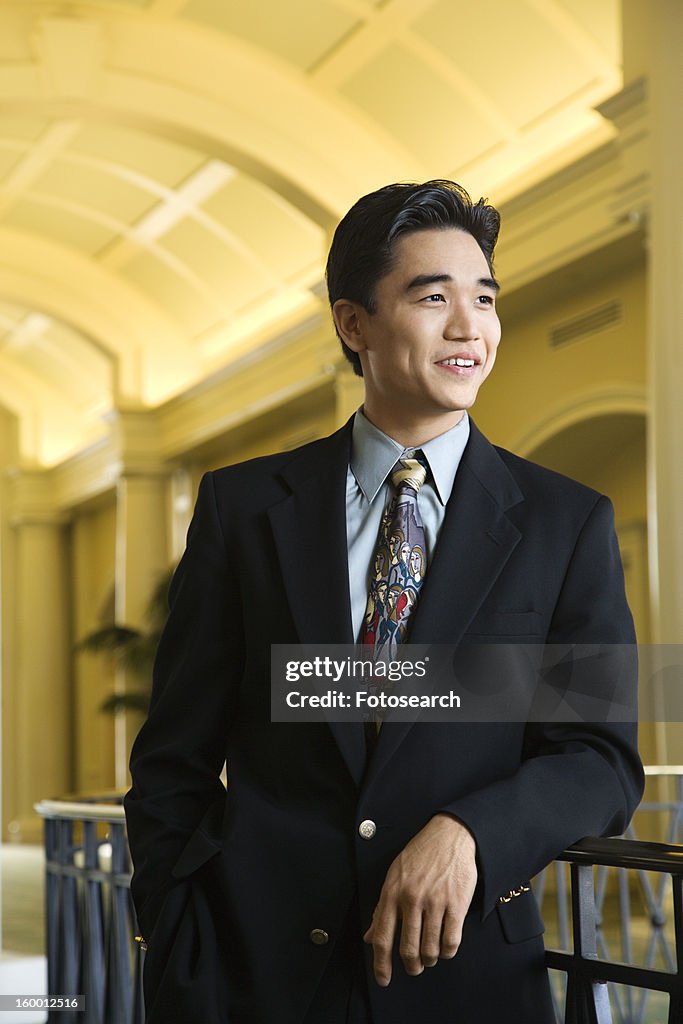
[325,180,501,376]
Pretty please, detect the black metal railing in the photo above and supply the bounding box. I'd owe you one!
[36,782,683,1024]
[545,837,683,1024]
[536,765,683,1023]
[35,798,143,1024]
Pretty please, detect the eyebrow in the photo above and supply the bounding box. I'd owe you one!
[405,272,500,293]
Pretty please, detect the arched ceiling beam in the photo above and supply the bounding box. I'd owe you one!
[0,358,96,465]
[0,226,196,403]
[0,131,286,287]
[0,10,425,224]
[0,119,81,216]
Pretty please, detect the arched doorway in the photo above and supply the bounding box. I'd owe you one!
[523,412,649,643]
[522,412,665,773]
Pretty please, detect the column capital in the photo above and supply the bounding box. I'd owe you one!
[595,76,648,132]
[595,77,651,231]
[7,467,69,527]
[105,406,169,478]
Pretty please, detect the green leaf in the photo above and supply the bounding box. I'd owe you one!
[78,564,178,714]
[76,626,141,653]
[100,692,150,714]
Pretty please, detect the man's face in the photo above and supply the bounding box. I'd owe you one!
[343,228,501,444]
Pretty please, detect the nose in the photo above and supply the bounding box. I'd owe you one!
[444,299,478,340]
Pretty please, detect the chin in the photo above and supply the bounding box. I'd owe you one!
[441,390,477,411]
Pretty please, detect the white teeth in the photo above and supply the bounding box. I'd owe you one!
[440,357,475,367]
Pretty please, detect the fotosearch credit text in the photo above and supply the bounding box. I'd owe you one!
[268,643,665,725]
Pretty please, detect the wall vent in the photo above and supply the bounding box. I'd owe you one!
[549,299,622,349]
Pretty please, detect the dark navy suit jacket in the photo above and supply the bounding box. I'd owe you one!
[124,419,643,1023]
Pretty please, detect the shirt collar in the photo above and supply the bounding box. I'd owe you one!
[350,408,470,505]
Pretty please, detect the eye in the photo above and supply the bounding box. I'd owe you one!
[477,294,495,306]
[423,293,445,303]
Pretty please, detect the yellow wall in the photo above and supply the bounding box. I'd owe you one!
[475,254,650,638]
[0,407,19,832]
[69,498,117,796]
[475,257,655,766]
[474,257,646,450]
[196,381,339,479]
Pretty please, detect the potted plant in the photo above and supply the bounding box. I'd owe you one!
[77,567,175,712]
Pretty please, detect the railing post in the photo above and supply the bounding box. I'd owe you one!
[54,819,80,1024]
[44,818,59,1001]
[81,819,106,1024]
[105,822,133,1024]
[670,874,683,1024]
[565,863,612,1024]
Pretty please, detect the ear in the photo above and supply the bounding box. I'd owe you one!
[332,299,366,353]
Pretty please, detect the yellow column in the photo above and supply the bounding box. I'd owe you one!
[8,476,71,842]
[645,0,683,646]
[71,505,117,795]
[111,410,170,786]
[646,0,683,771]
[169,466,195,563]
[621,0,683,772]
[1,409,20,841]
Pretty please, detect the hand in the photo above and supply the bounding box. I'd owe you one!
[363,814,477,987]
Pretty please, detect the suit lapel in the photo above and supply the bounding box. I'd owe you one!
[409,421,524,645]
[267,422,366,785]
[267,430,354,646]
[265,419,527,787]
[366,422,525,784]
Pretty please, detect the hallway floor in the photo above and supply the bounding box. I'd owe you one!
[1,844,44,955]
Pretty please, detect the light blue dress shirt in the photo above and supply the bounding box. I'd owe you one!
[346,409,470,641]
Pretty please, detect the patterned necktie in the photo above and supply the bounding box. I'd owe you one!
[360,454,428,660]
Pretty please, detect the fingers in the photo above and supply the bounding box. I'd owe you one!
[364,900,398,987]
[439,907,461,960]
[398,904,424,976]
[419,904,443,968]
[364,816,477,986]
[366,901,462,987]
[414,902,460,970]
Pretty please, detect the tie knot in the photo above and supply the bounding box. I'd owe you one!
[391,455,427,494]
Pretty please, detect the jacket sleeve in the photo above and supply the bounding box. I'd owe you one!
[440,494,644,918]
[123,471,244,939]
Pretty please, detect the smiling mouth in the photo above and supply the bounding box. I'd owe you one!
[436,357,477,368]
[435,355,481,376]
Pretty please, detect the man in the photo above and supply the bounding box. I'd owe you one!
[124,180,643,1023]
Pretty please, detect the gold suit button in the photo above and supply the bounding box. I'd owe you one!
[309,928,329,945]
[358,819,377,840]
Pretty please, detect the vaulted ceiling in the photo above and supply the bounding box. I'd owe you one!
[0,0,622,465]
